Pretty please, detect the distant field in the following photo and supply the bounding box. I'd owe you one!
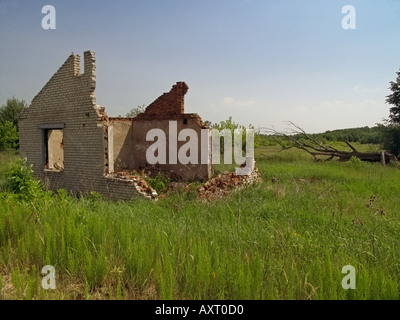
[0,145,399,300]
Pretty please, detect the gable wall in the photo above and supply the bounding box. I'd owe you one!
[19,51,139,199]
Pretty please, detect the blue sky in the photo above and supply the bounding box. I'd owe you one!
[1,0,400,133]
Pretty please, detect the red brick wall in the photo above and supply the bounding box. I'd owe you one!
[137,82,189,119]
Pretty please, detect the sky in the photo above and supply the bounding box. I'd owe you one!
[1,0,400,133]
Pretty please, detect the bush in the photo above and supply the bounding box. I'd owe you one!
[348,156,362,167]
[146,174,169,194]
[6,158,46,201]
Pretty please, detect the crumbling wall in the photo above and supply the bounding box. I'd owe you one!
[131,82,212,181]
[140,82,188,117]
[19,51,139,200]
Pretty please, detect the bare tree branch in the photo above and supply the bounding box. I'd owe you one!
[261,122,395,164]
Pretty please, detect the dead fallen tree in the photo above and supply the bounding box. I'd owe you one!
[263,122,395,165]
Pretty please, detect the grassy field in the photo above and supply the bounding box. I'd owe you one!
[0,146,399,300]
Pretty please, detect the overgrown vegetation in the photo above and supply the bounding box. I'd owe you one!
[5,158,49,202]
[0,146,399,300]
[145,173,170,194]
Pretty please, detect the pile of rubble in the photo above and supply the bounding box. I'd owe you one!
[112,171,158,200]
[197,167,261,200]
[110,157,261,201]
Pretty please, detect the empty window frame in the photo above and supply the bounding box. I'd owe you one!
[39,123,65,171]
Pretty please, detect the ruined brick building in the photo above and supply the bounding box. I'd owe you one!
[19,50,212,200]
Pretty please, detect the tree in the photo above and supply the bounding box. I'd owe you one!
[383,69,400,155]
[386,68,400,123]
[126,104,146,118]
[0,121,19,150]
[207,116,261,153]
[0,97,26,150]
[0,97,27,129]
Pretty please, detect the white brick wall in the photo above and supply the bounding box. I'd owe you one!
[19,51,139,201]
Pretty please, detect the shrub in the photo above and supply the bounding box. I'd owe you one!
[348,156,362,167]
[6,158,46,201]
[146,174,170,194]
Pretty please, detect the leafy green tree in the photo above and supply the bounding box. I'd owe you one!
[382,69,400,155]
[0,97,26,150]
[0,97,27,128]
[386,68,400,124]
[207,116,260,154]
[0,121,19,150]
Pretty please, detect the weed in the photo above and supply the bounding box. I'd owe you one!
[352,195,396,262]
[145,173,169,194]
[6,158,49,202]
[348,156,362,167]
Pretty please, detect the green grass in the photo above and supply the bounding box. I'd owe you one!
[0,147,399,300]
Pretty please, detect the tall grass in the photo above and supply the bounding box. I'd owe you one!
[0,150,18,192]
[0,147,399,299]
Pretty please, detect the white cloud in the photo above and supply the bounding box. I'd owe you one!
[220,97,256,107]
[352,84,382,94]
[221,97,235,106]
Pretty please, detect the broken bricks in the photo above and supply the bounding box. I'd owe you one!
[112,171,159,200]
[197,167,261,200]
